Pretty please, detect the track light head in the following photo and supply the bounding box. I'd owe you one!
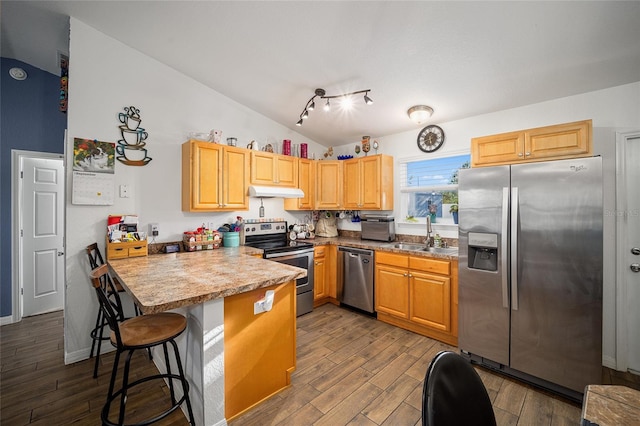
[308,100,315,111]
[296,118,303,126]
[364,93,373,105]
[324,99,330,111]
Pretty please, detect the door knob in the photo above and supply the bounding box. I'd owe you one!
[58,251,65,256]
[631,263,640,273]
[631,247,640,255]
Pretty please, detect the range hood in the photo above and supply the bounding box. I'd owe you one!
[248,185,304,198]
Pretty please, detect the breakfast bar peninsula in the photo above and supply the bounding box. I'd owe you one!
[108,247,306,425]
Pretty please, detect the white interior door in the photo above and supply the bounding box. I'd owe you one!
[21,156,65,317]
[616,131,640,374]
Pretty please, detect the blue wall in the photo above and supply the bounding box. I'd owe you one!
[0,58,67,317]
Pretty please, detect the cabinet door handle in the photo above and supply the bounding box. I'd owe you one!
[525,152,531,156]
[518,153,523,157]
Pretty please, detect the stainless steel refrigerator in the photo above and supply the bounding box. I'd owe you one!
[458,157,602,401]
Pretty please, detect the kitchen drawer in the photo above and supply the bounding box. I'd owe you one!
[106,237,148,260]
[127,244,148,257]
[376,251,409,268]
[314,246,326,258]
[409,256,450,275]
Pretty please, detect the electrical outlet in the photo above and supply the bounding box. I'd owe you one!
[149,223,159,237]
[119,184,130,198]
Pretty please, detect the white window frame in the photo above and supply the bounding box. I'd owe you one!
[397,150,470,229]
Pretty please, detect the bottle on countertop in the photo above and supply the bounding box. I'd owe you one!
[236,216,245,245]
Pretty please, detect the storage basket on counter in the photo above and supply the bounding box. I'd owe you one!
[183,230,221,251]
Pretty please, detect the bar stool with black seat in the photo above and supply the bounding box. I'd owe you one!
[86,242,138,378]
[90,264,195,426]
[422,350,496,426]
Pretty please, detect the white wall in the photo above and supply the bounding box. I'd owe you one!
[64,19,324,362]
[66,17,639,370]
[333,82,640,368]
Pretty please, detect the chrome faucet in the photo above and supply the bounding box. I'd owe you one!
[425,215,433,247]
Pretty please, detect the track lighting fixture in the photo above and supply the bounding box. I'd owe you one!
[296,88,373,126]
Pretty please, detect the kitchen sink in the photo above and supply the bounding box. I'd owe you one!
[386,243,458,255]
[390,242,427,251]
[423,247,459,255]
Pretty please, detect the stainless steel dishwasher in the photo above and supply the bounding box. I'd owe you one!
[337,247,375,314]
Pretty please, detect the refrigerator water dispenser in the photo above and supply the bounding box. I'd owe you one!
[468,232,498,271]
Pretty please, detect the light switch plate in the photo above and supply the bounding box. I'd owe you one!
[119,184,130,198]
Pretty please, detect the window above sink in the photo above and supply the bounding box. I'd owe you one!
[399,152,470,227]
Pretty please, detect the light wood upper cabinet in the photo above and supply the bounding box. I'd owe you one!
[316,160,343,210]
[343,155,394,210]
[182,140,249,211]
[250,151,297,187]
[471,119,592,167]
[284,158,315,211]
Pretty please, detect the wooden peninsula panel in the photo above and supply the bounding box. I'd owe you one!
[224,281,296,420]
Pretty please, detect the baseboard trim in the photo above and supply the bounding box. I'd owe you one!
[0,315,15,326]
[602,355,617,370]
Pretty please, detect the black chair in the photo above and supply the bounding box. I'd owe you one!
[422,351,497,426]
[86,243,142,378]
[90,264,195,426]
[86,242,147,378]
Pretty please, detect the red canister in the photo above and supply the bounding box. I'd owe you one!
[283,139,291,155]
[300,143,308,158]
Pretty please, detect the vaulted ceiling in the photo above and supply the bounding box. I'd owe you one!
[3,1,639,146]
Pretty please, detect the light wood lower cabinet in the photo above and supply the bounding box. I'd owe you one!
[313,245,338,307]
[224,280,296,421]
[471,119,592,167]
[313,246,327,301]
[375,251,458,346]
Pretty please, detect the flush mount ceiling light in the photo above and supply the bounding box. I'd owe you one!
[9,67,28,81]
[296,88,373,126]
[407,105,434,125]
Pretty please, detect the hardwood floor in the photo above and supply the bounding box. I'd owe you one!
[2,304,639,425]
[0,310,187,425]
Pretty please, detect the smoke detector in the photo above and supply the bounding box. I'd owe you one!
[9,67,28,81]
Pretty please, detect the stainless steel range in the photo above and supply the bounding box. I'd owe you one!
[244,221,314,317]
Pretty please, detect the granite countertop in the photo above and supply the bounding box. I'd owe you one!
[297,236,459,260]
[108,246,306,314]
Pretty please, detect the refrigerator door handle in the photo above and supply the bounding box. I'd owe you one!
[501,187,509,309]
[511,187,519,311]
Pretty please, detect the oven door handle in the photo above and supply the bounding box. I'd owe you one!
[264,248,314,259]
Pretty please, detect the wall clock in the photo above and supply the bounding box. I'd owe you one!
[417,125,445,153]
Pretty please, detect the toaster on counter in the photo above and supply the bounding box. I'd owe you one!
[360,215,395,242]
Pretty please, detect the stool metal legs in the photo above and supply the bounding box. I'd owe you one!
[102,341,195,426]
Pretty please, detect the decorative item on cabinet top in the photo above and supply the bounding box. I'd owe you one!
[116,105,152,166]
